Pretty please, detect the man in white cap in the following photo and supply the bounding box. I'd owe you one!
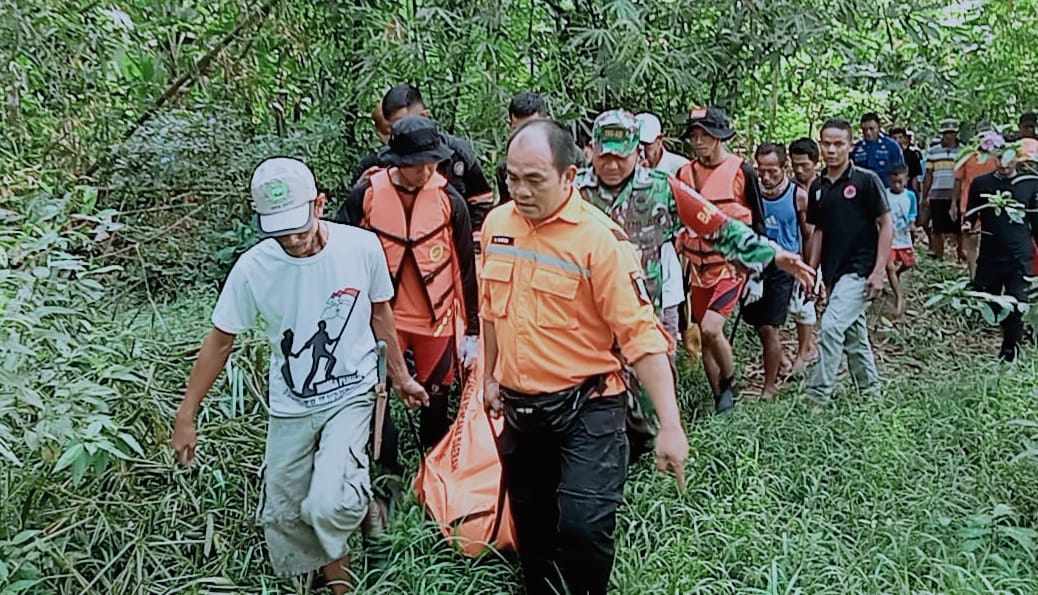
[636,112,689,176]
[171,157,428,593]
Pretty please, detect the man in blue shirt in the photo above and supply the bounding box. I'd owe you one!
[852,112,905,188]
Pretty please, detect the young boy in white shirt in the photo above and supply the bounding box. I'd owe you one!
[886,163,919,316]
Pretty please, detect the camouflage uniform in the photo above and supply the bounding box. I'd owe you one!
[580,110,779,314]
[577,166,681,314]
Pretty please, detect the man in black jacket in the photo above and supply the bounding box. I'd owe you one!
[495,91,546,204]
[963,137,1038,361]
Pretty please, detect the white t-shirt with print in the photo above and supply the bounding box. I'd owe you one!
[212,222,394,417]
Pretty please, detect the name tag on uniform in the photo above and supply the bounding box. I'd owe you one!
[630,271,651,305]
[491,235,514,245]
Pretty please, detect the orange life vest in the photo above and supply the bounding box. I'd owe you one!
[676,155,753,286]
[364,169,458,327]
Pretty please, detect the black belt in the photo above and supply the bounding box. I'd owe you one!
[500,375,606,434]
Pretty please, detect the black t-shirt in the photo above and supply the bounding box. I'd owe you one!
[441,133,494,207]
[966,173,1038,267]
[495,159,510,204]
[351,150,383,186]
[807,164,890,286]
[905,148,924,180]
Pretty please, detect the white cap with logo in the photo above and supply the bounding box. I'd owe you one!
[250,157,318,238]
[635,113,663,144]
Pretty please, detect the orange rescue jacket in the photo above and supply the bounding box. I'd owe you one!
[677,155,753,286]
[364,169,460,327]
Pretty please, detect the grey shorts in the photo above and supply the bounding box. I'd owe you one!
[788,284,817,326]
[256,392,374,577]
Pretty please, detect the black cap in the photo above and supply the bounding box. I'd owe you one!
[378,116,452,167]
[684,106,736,140]
[1021,112,1037,126]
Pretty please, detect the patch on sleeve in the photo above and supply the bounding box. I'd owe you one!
[630,271,652,305]
[491,235,514,245]
[611,227,631,243]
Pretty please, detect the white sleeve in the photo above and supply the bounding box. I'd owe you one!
[660,241,685,309]
[367,234,395,303]
[211,259,258,334]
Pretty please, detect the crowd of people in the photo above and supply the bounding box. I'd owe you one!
[170,83,1038,594]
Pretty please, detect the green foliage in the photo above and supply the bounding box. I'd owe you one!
[4,196,1038,591]
[5,0,1038,592]
[0,185,134,481]
[924,277,1022,325]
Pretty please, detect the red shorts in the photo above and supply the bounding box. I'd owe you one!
[891,247,917,268]
[397,331,455,386]
[690,276,744,323]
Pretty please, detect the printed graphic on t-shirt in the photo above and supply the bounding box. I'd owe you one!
[279,287,364,408]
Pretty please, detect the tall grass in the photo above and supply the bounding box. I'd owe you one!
[5,212,1038,594]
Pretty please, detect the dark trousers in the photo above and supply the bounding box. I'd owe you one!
[498,394,628,595]
[373,342,454,473]
[373,385,451,474]
[973,261,1029,360]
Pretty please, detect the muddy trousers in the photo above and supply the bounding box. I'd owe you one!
[498,393,628,595]
[973,260,1029,360]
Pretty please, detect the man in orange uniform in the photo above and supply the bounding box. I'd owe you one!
[676,106,765,413]
[484,119,812,595]
[335,116,480,456]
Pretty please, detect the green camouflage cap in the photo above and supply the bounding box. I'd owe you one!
[592,109,640,157]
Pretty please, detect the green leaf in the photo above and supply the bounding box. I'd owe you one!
[1001,148,1017,167]
[119,432,144,456]
[10,530,39,546]
[1011,447,1038,463]
[90,451,108,478]
[1000,526,1038,552]
[958,526,991,540]
[70,452,89,485]
[96,440,130,460]
[140,55,156,82]
[101,367,144,384]
[3,579,43,594]
[992,503,1015,518]
[53,443,84,472]
[961,539,986,553]
[980,303,997,325]
[0,439,22,467]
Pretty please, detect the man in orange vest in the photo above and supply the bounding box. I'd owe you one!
[334,116,480,461]
[676,106,765,413]
[380,84,495,240]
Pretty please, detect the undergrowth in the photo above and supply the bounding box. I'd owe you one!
[4,185,1038,594]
